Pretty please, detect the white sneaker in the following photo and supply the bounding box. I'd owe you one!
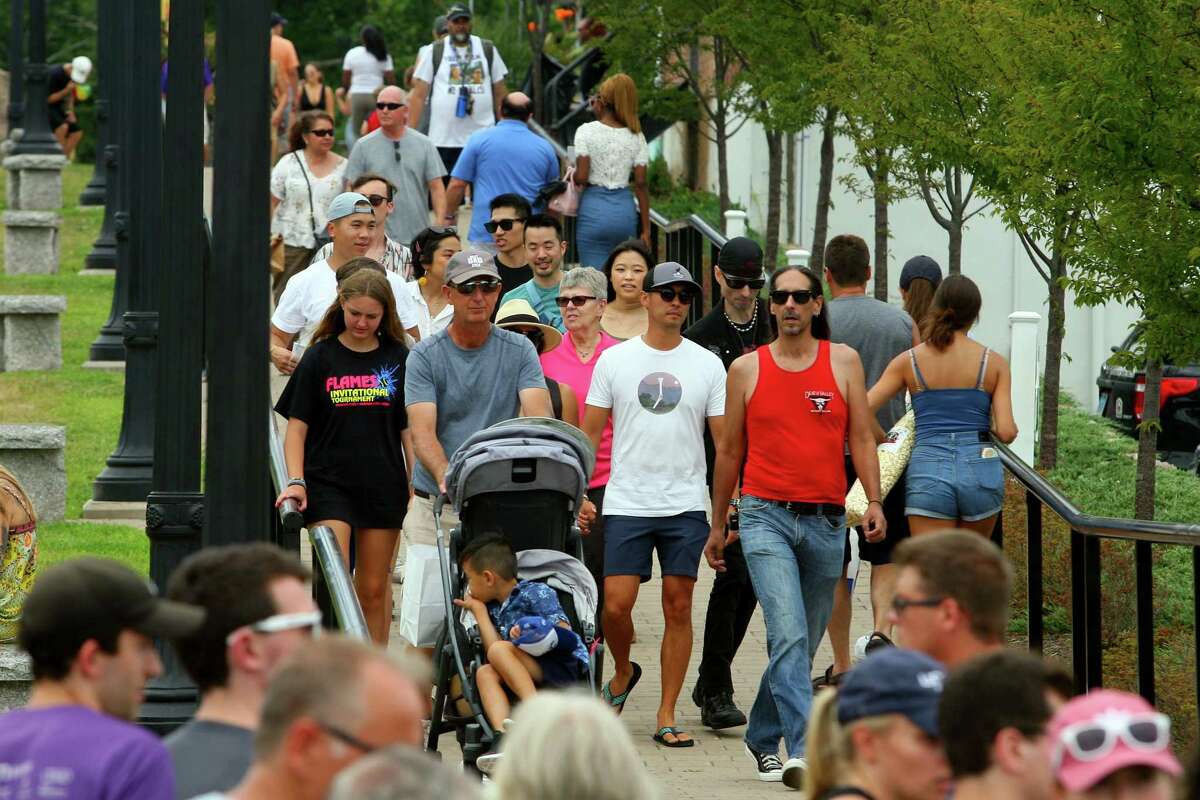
[745,744,783,782]
[782,756,807,790]
[854,634,871,660]
[475,752,502,775]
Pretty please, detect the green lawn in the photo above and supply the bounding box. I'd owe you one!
[0,163,146,573]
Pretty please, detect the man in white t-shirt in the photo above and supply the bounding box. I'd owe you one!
[270,192,419,374]
[583,261,726,749]
[407,3,508,178]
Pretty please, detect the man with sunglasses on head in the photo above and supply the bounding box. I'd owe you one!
[704,265,885,786]
[164,544,316,799]
[404,249,552,579]
[487,194,534,297]
[583,262,726,749]
[682,236,774,732]
[501,212,567,331]
[442,92,558,249]
[345,85,446,248]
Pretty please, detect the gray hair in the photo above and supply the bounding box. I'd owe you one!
[328,745,479,800]
[492,692,659,800]
[559,266,608,300]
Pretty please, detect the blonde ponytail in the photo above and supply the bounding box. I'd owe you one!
[805,689,847,799]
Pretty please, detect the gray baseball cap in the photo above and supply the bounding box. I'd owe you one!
[326,192,374,223]
[445,249,500,284]
[643,261,701,292]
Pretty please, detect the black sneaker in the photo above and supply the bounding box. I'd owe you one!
[745,744,783,782]
[700,690,747,729]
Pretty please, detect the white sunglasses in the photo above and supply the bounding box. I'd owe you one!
[1052,711,1171,768]
[225,611,323,645]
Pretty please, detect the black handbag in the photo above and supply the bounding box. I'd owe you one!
[295,152,333,248]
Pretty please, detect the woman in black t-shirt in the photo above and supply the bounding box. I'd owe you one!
[275,269,412,644]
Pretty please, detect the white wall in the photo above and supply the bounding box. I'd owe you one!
[660,119,1140,410]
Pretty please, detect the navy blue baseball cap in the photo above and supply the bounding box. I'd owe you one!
[836,648,946,737]
[899,255,943,291]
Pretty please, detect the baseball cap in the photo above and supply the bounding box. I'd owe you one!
[326,192,374,223]
[269,11,288,27]
[643,261,701,293]
[447,3,472,20]
[434,14,449,35]
[836,648,946,738]
[70,56,93,84]
[445,248,500,284]
[716,237,765,280]
[21,557,205,649]
[1048,690,1181,792]
[899,255,943,291]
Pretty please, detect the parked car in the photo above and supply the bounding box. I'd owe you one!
[1096,330,1200,471]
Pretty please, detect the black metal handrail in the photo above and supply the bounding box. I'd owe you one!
[647,208,727,325]
[994,440,1200,715]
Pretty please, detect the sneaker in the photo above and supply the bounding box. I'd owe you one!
[854,633,871,660]
[745,744,783,782]
[699,690,747,729]
[475,752,502,775]
[782,756,807,790]
[864,631,894,655]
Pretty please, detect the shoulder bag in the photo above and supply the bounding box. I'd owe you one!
[295,152,333,249]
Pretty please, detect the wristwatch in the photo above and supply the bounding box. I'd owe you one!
[287,477,307,489]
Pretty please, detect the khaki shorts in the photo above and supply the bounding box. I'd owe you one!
[402,493,461,551]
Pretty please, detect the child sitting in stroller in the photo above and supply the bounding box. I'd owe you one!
[453,534,590,733]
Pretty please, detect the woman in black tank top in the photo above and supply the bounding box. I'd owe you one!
[295,63,334,116]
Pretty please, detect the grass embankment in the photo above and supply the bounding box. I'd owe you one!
[1002,402,1200,749]
[0,164,146,573]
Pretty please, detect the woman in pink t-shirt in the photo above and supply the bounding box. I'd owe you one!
[540,267,619,607]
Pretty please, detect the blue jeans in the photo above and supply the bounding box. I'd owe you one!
[738,494,845,757]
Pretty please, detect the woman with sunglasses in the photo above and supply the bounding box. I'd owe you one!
[1047,690,1180,800]
[404,226,462,342]
[600,239,652,340]
[342,25,396,148]
[270,110,346,302]
[310,174,414,280]
[496,297,577,423]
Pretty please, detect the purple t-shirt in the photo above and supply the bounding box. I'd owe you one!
[0,705,175,799]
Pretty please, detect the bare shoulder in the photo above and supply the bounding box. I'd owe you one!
[728,350,759,379]
[986,348,1010,370]
[829,342,863,368]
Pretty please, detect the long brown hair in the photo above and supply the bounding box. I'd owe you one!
[903,277,938,338]
[597,73,641,134]
[922,274,981,351]
[311,270,405,347]
[288,110,335,153]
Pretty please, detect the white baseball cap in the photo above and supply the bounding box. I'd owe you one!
[71,56,93,83]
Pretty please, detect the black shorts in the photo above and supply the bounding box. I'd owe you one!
[48,106,80,134]
[842,455,910,566]
[303,472,407,529]
[539,655,586,687]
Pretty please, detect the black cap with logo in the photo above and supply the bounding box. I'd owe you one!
[446,3,472,20]
[716,237,765,280]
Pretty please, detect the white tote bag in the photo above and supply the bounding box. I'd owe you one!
[845,409,916,527]
[397,544,447,647]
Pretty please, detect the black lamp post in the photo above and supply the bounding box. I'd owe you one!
[204,0,271,544]
[11,0,62,155]
[81,0,116,263]
[140,0,206,733]
[90,0,160,503]
[7,0,24,137]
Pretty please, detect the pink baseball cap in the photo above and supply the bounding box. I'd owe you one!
[1048,689,1181,792]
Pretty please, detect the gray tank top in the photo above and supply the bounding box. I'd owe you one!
[828,294,914,430]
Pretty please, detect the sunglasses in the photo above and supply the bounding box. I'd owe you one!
[653,287,696,304]
[317,720,380,754]
[376,102,405,110]
[890,595,945,613]
[1052,712,1171,769]
[308,128,335,137]
[726,277,765,291]
[225,610,323,644]
[484,218,525,233]
[555,295,596,308]
[514,327,545,351]
[770,289,819,305]
[452,279,501,295]
[364,194,388,207]
[393,140,402,164]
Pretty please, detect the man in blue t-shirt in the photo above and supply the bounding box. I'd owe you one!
[442,92,559,247]
[500,213,566,331]
[0,557,204,799]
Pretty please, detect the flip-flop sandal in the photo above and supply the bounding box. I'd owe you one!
[811,664,847,690]
[601,661,642,715]
[653,726,696,748]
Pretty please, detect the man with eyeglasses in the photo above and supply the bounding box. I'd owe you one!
[163,544,316,799]
[888,529,1010,668]
[682,236,775,732]
[487,194,534,298]
[704,264,885,785]
[404,249,552,587]
[583,261,726,749]
[442,92,559,248]
[192,636,426,800]
[346,85,447,247]
[500,212,567,331]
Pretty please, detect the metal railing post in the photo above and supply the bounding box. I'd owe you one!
[1135,541,1155,702]
[1026,490,1044,653]
[1084,534,1103,689]
[1071,529,1087,692]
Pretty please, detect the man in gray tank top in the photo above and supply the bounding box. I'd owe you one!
[819,234,919,687]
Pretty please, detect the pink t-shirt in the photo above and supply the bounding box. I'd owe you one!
[541,332,619,488]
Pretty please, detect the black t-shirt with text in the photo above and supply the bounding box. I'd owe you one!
[275,337,409,492]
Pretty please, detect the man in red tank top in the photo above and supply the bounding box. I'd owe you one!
[703,266,886,787]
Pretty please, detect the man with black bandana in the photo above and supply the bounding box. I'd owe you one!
[683,236,775,730]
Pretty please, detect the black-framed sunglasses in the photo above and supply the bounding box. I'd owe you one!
[451,278,502,295]
[484,217,525,234]
[316,720,379,754]
[393,140,402,164]
[515,327,545,351]
[654,286,696,304]
[770,289,819,305]
[726,277,766,291]
[554,295,597,308]
[891,595,945,613]
[307,127,335,138]
[364,194,388,207]
[376,101,406,111]
[427,225,457,236]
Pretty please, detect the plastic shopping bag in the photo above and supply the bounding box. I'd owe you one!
[397,544,447,647]
[845,409,915,527]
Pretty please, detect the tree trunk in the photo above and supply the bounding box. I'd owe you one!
[809,105,837,271]
[1037,257,1067,470]
[527,9,545,125]
[764,128,783,266]
[948,213,963,275]
[686,118,701,191]
[785,133,796,245]
[873,149,889,301]
[1134,361,1163,520]
[715,107,729,218]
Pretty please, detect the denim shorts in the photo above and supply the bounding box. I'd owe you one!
[905,432,1004,522]
[603,512,709,581]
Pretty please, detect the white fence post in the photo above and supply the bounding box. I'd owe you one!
[724,210,747,238]
[1008,311,1042,464]
[786,249,811,267]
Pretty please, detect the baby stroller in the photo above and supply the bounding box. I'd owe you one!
[425,417,604,770]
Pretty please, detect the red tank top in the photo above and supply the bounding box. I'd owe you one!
[742,341,849,504]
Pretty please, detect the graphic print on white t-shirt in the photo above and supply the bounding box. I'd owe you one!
[637,372,682,414]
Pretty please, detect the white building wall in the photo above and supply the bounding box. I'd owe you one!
[661,119,1140,411]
